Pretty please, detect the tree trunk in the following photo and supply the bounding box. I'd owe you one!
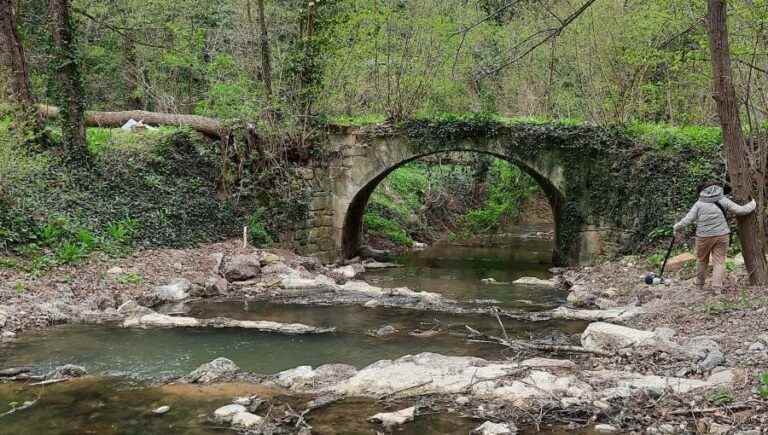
[37,104,223,137]
[48,0,89,162]
[256,0,273,104]
[0,0,38,120]
[706,0,768,285]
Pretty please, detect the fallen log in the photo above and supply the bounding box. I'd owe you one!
[37,104,223,137]
[465,325,614,357]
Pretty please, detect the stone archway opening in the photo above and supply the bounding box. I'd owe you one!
[341,150,565,264]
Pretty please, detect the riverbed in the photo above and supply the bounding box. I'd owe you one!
[1,232,594,434]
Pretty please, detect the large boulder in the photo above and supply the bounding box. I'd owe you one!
[185,357,240,383]
[223,255,261,281]
[680,337,724,371]
[581,322,663,352]
[202,276,228,296]
[231,411,264,429]
[152,278,191,302]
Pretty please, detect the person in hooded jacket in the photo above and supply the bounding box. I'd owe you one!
[673,182,756,293]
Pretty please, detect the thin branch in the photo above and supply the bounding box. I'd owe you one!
[476,0,598,79]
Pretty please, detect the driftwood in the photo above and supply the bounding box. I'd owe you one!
[29,378,68,386]
[37,104,223,137]
[464,325,614,357]
[0,367,31,377]
[0,399,38,418]
[668,403,753,415]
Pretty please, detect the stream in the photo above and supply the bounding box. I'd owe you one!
[0,226,595,434]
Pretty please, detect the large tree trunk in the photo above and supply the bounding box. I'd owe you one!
[0,0,37,116]
[38,104,223,137]
[706,0,768,285]
[256,0,273,104]
[48,0,89,161]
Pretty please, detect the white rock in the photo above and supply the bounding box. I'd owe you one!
[455,396,470,405]
[748,342,765,352]
[187,358,240,384]
[363,261,402,269]
[213,404,247,423]
[581,322,659,351]
[471,421,517,435]
[107,266,124,275]
[152,405,170,415]
[368,406,415,427]
[231,411,264,428]
[276,365,315,388]
[520,358,576,370]
[1,330,16,339]
[153,278,191,302]
[513,277,555,287]
[551,306,644,321]
[281,275,335,290]
[232,396,253,406]
[594,424,618,433]
[332,265,358,279]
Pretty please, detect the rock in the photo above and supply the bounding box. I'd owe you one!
[152,405,170,415]
[664,252,696,272]
[587,370,718,395]
[471,421,518,435]
[223,255,261,281]
[0,306,7,328]
[707,368,742,386]
[260,252,282,266]
[481,278,498,284]
[1,330,16,340]
[231,411,264,429]
[275,364,357,391]
[412,241,428,250]
[363,261,402,269]
[734,431,760,435]
[455,396,470,405]
[551,306,644,322]
[107,266,124,275]
[581,322,659,352]
[232,396,254,406]
[281,275,335,291]
[46,364,87,379]
[592,400,612,411]
[209,252,224,274]
[116,300,153,316]
[707,422,731,435]
[213,404,247,423]
[363,300,380,308]
[331,265,358,280]
[520,358,576,370]
[374,325,397,337]
[202,276,228,296]
[653,327,677,341]
[594,424,618,433]
[566,285,598,307]
[123,309,333,333]
[681,337,724,371]
[368,406,415,428]
[513,277,555,287]
[153,278,191,302]
[748,342,766,352]
[358,245,391,262]
[185,358,239,384]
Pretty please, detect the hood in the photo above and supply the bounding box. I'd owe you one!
[699,185,724,203]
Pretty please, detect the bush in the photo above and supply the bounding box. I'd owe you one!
[248,210,273,248]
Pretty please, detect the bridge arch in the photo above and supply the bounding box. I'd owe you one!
[340,148,565,263]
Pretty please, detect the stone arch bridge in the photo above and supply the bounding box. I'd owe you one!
[298,121,639,265]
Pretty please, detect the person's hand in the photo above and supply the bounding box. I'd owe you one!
[673,230,684,243]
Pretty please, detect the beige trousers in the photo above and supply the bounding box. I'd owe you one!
[695,234,729,289]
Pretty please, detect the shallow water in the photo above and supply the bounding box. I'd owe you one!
[362,229,561,310]
[0,379,597,435]
[0,234,595,434]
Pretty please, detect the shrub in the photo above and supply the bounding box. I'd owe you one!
[248,210,273,247]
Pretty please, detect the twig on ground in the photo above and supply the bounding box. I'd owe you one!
[464,325,613,357]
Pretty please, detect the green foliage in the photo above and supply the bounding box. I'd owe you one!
[248,210,273,248]
[758,372,768,400]
[700,291,768,316]
[707,387,735,406]
[55,241,87,264]
[363,213,413,247]
[626,123,723,153]
[116,272,143,285]
[106,218,139,245]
